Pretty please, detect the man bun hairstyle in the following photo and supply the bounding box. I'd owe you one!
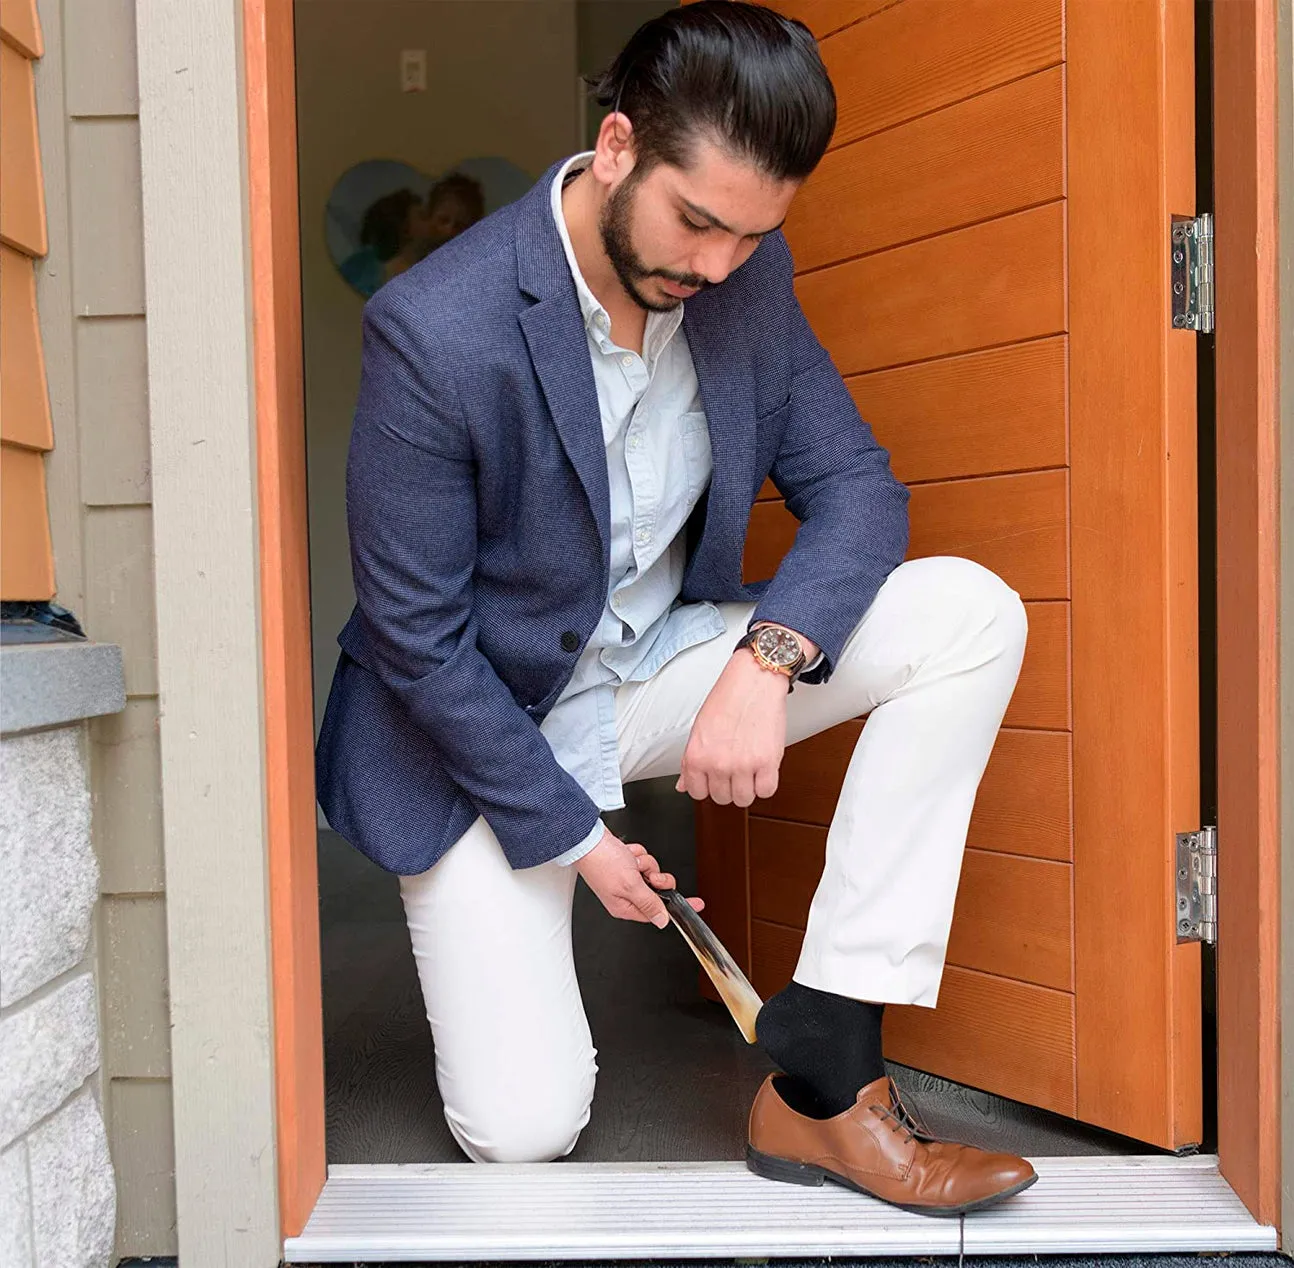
[589,0,836,183]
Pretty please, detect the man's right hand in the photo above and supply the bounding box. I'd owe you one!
[576,828,705,927]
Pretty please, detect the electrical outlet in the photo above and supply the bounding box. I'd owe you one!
[401,49,426,93]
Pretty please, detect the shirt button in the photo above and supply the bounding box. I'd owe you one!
[635,529,648,545]
[629,435,641,450]
[560,630,580,653]
[621,355,633,367]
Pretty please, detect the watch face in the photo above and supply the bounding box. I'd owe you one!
[755,626,802,667]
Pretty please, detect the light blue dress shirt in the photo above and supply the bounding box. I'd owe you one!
[541,154,727,865]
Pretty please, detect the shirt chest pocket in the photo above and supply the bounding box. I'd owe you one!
[678,411,713,500]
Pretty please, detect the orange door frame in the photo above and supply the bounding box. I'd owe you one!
[1212,0,1282,1229]
[241,0,1283,1237]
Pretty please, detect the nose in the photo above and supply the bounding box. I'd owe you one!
[691,237,745,286]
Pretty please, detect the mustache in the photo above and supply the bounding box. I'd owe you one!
[647,268,709,291]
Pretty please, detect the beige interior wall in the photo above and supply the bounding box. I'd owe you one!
[297,0,581,734]
[33,0,176,1258]
[576,0,678,145]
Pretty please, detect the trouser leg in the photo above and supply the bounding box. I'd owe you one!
[399,816,597,1162]
[615,556,1027,1009]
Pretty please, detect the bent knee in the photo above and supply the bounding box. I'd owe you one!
[905,556,1027,650]
[446,1070,596,1164]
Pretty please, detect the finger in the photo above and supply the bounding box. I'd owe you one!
[731,773,756,808]
[634,850,661,872]
[688,897,705,912]
[754,766,779,800]
[630,880,669,928]
[628,842,646,857]
[708,774,733,805]
[682,769,710,802]
[648,871,676,891]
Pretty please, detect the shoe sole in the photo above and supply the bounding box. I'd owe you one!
[746,1144,1039,1218]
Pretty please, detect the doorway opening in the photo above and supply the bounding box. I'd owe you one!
[297,0,1168,1177]
[290,0,1162,1176]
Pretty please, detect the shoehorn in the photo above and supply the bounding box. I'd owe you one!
[659,889,762,1044]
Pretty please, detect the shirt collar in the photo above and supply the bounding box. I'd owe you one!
[550,153,684,359]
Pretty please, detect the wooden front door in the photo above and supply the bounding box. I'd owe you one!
[697,0,1203,1150]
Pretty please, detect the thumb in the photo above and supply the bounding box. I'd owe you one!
[634,882,669,929]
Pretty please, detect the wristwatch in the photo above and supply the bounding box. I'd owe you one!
[735,623,808,689]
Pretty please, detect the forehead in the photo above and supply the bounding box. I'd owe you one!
[642,137,799,235]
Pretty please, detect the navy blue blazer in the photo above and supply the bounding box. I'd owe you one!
[316,161,910,875]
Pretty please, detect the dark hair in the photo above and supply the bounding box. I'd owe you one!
[359,189,418,261]
[588,0,836,182]
[427,172,486,223]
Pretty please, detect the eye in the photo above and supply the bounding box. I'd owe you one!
[680,214,708,233]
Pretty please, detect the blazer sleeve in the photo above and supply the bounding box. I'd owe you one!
[345,290,603,867]
[751,242,911,682]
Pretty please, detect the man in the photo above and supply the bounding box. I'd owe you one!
[317,0,1036,1216]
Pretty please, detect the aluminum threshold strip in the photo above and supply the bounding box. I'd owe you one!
[285,1154,1277,1262]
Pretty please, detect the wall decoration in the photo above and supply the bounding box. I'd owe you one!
[325,156,533,298]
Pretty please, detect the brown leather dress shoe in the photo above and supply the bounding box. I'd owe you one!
[747,1073,1037,1217]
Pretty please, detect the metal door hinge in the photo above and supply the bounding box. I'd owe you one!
[1171,213,1214,333]
[1176,826,1217,945]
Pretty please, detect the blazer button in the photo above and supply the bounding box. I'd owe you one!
[560,630,580,653]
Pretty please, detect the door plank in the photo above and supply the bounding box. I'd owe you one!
[749,821,1072,990]
[765,725,1071,863]
[748,819,821,928]
[745,470,1068,601]
[796,203,1067,376]
[886,968,1076,1116]
[787,67,1065,271]
[766,0,893,40]
[750,917,806,1000]
[851,337,1068,485]
[969,728,1071,861]
[694,800,752,976]
[758,337,1068,496]
[945,849,1073,991]
[908,470,1068,600]
[821,0,1063,149]
[1007,600,1070,730]
[750,921,1076,1116]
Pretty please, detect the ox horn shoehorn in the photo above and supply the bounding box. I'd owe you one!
[659,889,762,1044]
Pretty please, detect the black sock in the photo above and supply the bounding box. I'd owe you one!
[755,980,886,1117]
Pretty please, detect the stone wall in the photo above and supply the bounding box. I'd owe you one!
[1,640,125,1267]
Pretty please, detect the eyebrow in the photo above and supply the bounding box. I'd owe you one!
[681,197,786,239]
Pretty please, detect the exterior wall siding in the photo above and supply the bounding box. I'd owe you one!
[33,0,176,1257]
[0,0,56,598]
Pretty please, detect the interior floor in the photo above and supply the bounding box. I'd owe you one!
[320,779,1150,1165]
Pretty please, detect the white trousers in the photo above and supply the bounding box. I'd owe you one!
[398,556,1028,1163]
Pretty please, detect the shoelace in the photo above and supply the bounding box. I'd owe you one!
[868,1082,934,1142]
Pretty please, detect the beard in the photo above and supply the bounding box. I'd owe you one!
[600,172,710,313]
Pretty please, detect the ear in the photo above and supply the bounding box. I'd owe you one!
[591,111,638,186]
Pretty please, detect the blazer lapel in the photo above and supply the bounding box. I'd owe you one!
[684,291,756,586]
[516,171,610,563]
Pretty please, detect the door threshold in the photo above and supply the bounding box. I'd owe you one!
[284,1153,1276,1261]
